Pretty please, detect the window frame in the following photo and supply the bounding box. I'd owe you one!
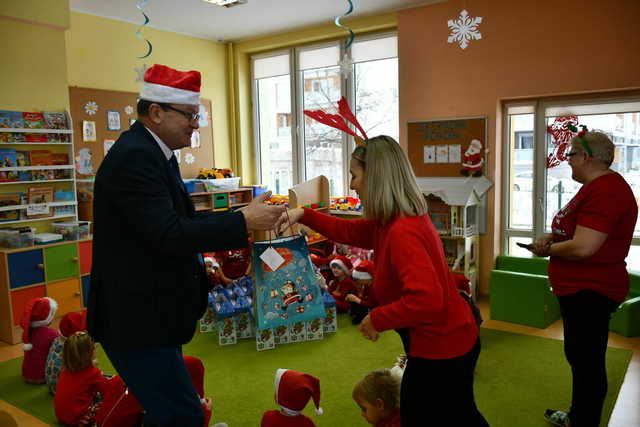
[502,94,640,263]
[251,31,398,196]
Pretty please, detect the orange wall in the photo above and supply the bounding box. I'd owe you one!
[399,0,640,293]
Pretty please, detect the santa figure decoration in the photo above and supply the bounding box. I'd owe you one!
[460,139,485,177]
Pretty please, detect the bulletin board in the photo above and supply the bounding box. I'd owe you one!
[407,117,486,177]
[68,86,215,179]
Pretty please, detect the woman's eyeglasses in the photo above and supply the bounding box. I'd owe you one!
[161,104,200,123]
[566,151,581,158]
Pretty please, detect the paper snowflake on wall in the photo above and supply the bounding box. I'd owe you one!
[447,9,483,50]
[338,54,353,78]
[84,101,99,115]
[185,153,195,164]
[124,105,134,115]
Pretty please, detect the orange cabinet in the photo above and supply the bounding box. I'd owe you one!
[0,239,92,344]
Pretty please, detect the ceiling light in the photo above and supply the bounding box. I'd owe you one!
[202,0,248,7]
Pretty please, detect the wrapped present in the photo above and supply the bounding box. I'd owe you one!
[199,305,217,333]
[273,324,290,345]
[323,306,338,333]
[289,321,307,343]
[322,290,336,307]
[235,312,255,339]
[218,317,237,346]
[212,285,236,318]
[306,318,324,341]
[256,328,275,351]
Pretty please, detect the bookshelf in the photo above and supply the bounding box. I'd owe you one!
[0,110,78,234]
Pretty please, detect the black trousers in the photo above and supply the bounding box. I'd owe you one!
[102,344,204,427]
[400,337,489,427]
[557,290,620,427]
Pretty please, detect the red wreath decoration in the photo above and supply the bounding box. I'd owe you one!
[546,115,578,168]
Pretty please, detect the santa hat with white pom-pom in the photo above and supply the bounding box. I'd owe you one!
[274,369,323,417]
[21,297,58,351]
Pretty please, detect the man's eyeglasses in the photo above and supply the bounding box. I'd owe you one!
[161,104,200,123]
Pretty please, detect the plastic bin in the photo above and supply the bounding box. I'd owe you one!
[203,177,240,191]
[244,185,268,198]
[53,221,91,241]
[213,193,229,209]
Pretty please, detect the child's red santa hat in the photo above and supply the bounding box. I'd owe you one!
[274,369,323,416]
[329,255,352,274]
[21,297,58,351]
[59,309,87,338]
[139,64,201,106]
[204,257,220,268]
[352,260,374,280]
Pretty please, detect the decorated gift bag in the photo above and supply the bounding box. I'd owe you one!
[306,318,324,341]
[235,312,255,339]
[253,234,326,332]
[256,328,275,351]
[218,317,237,346]
[274,324,290,345]
[199,293,217,333]
[322,290,338,333]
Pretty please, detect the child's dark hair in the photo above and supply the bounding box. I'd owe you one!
[63,331,95,372]
[353,369,401,410]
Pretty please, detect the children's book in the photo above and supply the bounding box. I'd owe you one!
[0,193,22,222]
[29,150,53,166]
[305,318,324,341]
[16,151,30,167]
[52,153,69,165]
[0,133,26,143]
[218,317,237,346]
[0,110,24,129]
[26,186,54,218]
[0,148,17,168]
[22,112,45,129]
[256,328,275,351]
[43,112,68,130]
[273,324,290,345]
[25,133,48,143]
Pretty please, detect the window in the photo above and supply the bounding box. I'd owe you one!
[503,98,640,272]
[252,34,398,196]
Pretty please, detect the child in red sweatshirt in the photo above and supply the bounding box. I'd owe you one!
[352,369,401,427]
[327,255,357,313]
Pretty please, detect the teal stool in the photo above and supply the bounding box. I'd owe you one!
[609,273,640,337]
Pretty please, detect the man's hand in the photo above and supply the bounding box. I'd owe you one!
[241,191,285,231]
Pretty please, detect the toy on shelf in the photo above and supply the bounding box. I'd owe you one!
[196,168,234,179]
[330,196,361,212]
[298,201,326,209]
[266,194,289,207]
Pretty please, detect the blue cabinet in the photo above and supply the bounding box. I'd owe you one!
[8,250,45,289]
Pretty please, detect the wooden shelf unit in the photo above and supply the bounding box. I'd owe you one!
[189,188,253,213]
[0,238,92,344]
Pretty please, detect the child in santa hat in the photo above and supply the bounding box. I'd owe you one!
[346,260,376,325]
[54,332,218,427]
[45,309,87,395]
[352,369,401,427]
[21,297,60,384]
[261,369,323,427]
[204,256,225,291]
[328,255,357,313]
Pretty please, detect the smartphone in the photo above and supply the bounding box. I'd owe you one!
[516,242,534,251]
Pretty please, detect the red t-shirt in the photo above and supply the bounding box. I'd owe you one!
[261,410,315,427]
[214,247,251,279]
[548,172,638,302]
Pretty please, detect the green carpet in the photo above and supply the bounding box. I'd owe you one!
[0,316,632,427]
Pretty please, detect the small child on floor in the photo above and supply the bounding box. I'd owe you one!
[45,309,87,395]
[346,260,375,324]
[261,369,323,427]
[352,369,401,427]
[204,257,225,290]
[54,332,216,427]
[328,256,357,313]
[21,297,59,384]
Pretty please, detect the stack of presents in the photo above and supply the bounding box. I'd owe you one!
[199,236,353,351]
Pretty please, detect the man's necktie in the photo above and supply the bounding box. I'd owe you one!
[168,155,188,194]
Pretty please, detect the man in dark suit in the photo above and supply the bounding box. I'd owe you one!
[87,64,282,426]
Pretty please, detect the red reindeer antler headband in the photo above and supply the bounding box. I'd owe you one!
[303,96,368,147]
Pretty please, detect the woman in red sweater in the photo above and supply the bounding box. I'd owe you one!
[278,136,488,426]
